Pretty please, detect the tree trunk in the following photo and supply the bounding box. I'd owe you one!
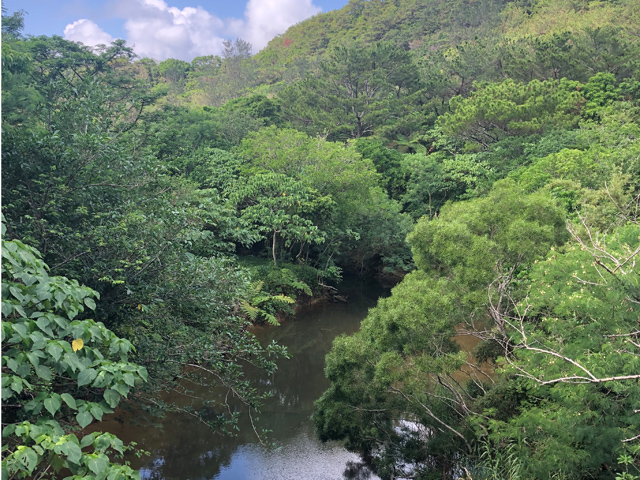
[272,231,278,266]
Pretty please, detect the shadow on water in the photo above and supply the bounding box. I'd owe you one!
[99,278,387,480]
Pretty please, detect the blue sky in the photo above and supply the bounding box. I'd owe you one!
[5,0,349,60]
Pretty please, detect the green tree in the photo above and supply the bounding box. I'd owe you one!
[157,58,190,83]
[229,173,327,265]
[236,127,412,274]
[1,32,289,436]
[401,151,495,218]
[315,180,569,477]
[438,78,585,149]
[476,206,640,478]
[280,42,421,140]
[352,138,408,201]
[1,10,39,125]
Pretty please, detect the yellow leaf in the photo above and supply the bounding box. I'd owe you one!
[72,338,84,352]
[282,192,286,196]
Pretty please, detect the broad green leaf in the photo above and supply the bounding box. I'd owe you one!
[5,358,17,373]
[60,393,77,409]
[35,317,51,333]
[16,447,39,474]
[47,343,63,362]
[2,387,13,401]
[80,432,98,448]
[122,373,135,387]
[65,441,82,464]
[114,382,130,396]
[94,433,113,452]
[26,352,40,367]
[77,368,97,387]
[90,404,104,421]
[103,389,120,408]
[44,397,61,416]
[36,365,52,381]
[84,297,96,310]
[10,377,23,394]
[76,410,93,429]
[110,437,124,455]
[12,323,27,339]
[87,456,108,476]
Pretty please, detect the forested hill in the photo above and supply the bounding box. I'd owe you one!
[259,0,640,60]
[257,0,640,89]
[2,1,640,479]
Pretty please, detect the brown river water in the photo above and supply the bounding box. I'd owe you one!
[95,280,388,480]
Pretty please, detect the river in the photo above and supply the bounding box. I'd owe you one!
[99,280,387,480]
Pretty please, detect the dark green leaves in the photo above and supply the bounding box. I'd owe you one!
[77,369,97,387]
[2,237,147,480]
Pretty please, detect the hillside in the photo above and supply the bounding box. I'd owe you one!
[254,0,640,85]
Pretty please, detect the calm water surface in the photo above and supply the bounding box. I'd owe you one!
[103,280,387,480]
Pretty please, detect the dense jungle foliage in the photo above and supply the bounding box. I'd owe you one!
[2,0,640,478]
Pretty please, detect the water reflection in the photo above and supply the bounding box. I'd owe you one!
[103,279,387,480]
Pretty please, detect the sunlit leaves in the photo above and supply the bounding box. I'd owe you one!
[438,78,585,149]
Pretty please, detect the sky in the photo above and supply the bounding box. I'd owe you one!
[5,0,349,61]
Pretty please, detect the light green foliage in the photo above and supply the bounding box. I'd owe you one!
[240,280,295,326]
[498,25,640,84]
[352,138,408,201]
[255,0,505,86]
[497,31,577,83]
[220,94,282,127]
[469,442,523,480]
[315,270,469,477]
[1,26,290,439]
[438,78,585,148]
[1,11,39,125]
[409,179,567,289]
[2,233,147,480]
[157,58,190,83]
[242,259,316,295]
[477,218,640,478]
[583,72,622,119]
[420,40,499,100]
[512,100,640,206]
[517,148,613,193]
[316,180,569,477]
[142,104,264,165]
[238,127,379,202]
[237,126,413,274]
[5,2,640,477]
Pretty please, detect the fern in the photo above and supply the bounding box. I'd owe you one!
[240,301,260,321]
[270,294,295,304]
[241,282,295,325]
[262,312,280,326]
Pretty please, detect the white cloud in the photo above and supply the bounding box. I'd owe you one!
[64,0,322,61]
[239,0,321,52]
[64,19,114,46]
[120,1,226,61]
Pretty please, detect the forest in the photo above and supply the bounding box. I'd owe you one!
[2,0,640,478]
